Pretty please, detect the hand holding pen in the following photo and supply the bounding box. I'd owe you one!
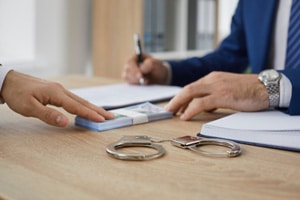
[122,34,169,85]
[134,34,145,85]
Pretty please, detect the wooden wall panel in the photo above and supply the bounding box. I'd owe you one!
[92,0,143,79]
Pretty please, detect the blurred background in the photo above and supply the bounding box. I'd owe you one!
[0,0,237,79]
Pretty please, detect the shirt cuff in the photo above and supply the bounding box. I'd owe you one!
[163,62,172,85]
[0,66,13,104]
[279,73,292,108]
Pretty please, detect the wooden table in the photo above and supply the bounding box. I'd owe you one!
[0,75,299,200]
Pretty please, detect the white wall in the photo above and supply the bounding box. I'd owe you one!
[0,0,36,64]
[0,0,92,78]
[218,0,239,41]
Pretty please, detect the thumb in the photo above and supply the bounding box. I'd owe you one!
[32,105,69,127]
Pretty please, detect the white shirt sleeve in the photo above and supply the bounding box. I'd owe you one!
[279,73,292,108]
[0,65,13,103]
[270,0,293,108]
[162,62,172,85]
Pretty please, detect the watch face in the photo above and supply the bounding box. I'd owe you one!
[260,69,280,81]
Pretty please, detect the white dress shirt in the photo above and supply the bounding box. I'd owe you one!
[272,0,292,107]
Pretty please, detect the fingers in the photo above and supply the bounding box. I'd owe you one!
[122,55,144,84]
[123,54,161,85]
[62,90,115,121]
[123,61,141,84]
[29,91,114,127]
[165,83,200,114]
[11,95,77,127]
[165,77,218,120]
[39,84,115,122]
[1,71,115,127]
[25,98,70,127]
[165,72,268,121]
[179,96,217,120]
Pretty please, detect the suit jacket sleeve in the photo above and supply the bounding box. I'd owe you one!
[280,70,300,115]
[168,0,249,87]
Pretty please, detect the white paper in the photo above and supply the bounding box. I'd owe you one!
[70,83,181,109]
[204,110,300,131]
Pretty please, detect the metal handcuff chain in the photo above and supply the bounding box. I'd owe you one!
[105,135,242,161]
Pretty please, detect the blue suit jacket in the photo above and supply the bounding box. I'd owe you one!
[169,0,300,115]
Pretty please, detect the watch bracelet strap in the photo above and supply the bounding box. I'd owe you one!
[266,83,280,107]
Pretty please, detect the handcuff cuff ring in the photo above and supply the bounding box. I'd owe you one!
[105,136,166,161]
[171,136,242,157]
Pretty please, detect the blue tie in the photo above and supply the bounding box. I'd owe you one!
[285,0,300,69]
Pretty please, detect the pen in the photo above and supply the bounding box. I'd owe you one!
[134,33,145,85]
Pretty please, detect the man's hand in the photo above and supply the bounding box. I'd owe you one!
[1,71,114,127]
[165,72,269,120]
[122,54,168,85]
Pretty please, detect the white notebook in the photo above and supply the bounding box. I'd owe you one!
[198,110,300,151]
[70,83,181,109]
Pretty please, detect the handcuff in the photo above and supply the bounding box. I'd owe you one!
[105,135,242,161]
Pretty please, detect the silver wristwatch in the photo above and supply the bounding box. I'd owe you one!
[258,69,281,108]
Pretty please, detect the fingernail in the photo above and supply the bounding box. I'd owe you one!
[56,115,62,124]
[164,104,169,110]
[55,115,68,127]
[180,114,185,120]
[136,73,141,79]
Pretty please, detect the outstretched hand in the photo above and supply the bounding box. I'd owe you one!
[165,72,269,120]
[1,71,114,127]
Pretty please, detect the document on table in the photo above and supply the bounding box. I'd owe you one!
[70,83,182,109]
[198,110,300,152]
